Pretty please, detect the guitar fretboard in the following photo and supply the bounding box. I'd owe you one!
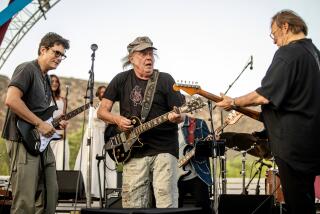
[215,120,230,135]
[52,103,90,127]
[134,111,172,136]
[178,147,195,167]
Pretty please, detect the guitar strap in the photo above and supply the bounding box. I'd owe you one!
[45,75,58,110]
[140,69,159,123]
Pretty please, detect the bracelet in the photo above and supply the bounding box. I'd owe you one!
[231,98,238,108]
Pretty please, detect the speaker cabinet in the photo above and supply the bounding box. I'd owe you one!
[57,170,85,200]
[81,207,202,214]
[218,194,274,214]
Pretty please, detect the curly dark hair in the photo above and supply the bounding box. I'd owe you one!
[38,32,70,55]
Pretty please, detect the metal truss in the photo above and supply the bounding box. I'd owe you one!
[0,0,61,70]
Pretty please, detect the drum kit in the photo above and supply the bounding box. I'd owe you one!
[219,131,284,203]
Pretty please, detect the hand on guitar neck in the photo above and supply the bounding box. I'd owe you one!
[173,82,261,121]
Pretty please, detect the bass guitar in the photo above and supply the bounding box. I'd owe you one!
[104,98,206,164]
[178,110,243,179]
[173,82,261,121]
[17,103,91,156]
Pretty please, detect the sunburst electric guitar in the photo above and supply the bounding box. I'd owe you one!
[173,82,261,121]
[104,98,206,164]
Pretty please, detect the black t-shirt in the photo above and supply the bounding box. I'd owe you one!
[2,60,52,141]
[256,39,320,173]
[104,69,184,158]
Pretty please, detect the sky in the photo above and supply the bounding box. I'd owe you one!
[0,0,319,97]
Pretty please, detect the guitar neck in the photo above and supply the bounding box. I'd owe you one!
[197,90,261,121]
[214,121,229,135]
[52,103,90,127]
[134,111,171,135]
[178,147,196,167]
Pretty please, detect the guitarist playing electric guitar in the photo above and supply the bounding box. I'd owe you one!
[2,32,70,214]
[97,36,185,208]
[178,115,212,214]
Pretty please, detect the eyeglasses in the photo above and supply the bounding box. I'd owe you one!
[49,48,67,60]
[269,28,279,40]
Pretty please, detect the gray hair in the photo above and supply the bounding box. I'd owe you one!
[121,50,158,70]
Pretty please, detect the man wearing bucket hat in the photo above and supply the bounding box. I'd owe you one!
[98,36,184,208]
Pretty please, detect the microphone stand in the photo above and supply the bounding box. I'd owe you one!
[207,100,219,213]
[62,85,69,170]
[244,158,266,195]
[85,48,96,207]
[224,55,253,95]
[219,55,254,195]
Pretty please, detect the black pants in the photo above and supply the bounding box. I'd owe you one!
[178,176,213,214]
[275,157,316,214]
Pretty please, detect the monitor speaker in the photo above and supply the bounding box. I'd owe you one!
[81,207,202,214]
[218,194,274,214]
[57,170,85,200]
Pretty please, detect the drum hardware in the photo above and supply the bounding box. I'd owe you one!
[243,158,272,196]
[239,144,256,195]
[240,150,248,194]
[220,155,227,194]
[265,166,284,205]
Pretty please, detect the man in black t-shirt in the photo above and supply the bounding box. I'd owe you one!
[98,36,184,208]
[217,10,320,214]
[2,32,69,213]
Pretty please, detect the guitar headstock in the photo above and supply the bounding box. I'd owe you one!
[225,110,243,125]
[173,81,201,95]
[180,97,206,114]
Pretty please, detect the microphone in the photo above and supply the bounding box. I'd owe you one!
[250,55,253,70]
[91,44,98,52]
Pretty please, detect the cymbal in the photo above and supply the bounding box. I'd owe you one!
[219,132,271,159]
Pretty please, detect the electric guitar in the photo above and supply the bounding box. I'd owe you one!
[173,82,261,121]
[17,103,91,156]
[104,98,206,164]
[178,110,243,179]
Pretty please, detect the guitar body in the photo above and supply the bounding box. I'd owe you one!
[104,98,205,164]
[178,144,194,180]
[17,103,91,156]
[104,116,143,164]
[17,106,58,156]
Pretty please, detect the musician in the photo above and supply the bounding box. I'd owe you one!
[216,10,320,214]
[74,85,117,198]
[50,74,70,170]
[97,36,184,208]
[178,115,213,214]
[2,32,69,213]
